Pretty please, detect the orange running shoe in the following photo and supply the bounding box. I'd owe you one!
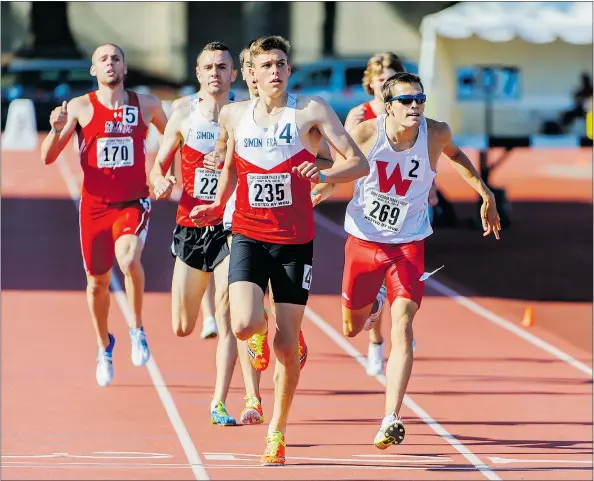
[261,431,286,466]
[240,395,264,425]
[247,309,270,371]
[298,330,308,370]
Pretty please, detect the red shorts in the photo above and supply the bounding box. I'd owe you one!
[79,195,151,275]
[341,234,425,310]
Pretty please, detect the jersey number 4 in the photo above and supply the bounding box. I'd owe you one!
[277,123,294,145]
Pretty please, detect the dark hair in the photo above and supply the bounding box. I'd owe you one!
[93,43,125,62]
[197,41,232,65]
[239,39,258,67]
[363,52,406,95]
[381,72,424,102]
[250,35,291,59]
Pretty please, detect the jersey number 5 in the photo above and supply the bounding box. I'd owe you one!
[123,106,139,126]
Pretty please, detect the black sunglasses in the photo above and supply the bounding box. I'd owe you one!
[387,93,427,105]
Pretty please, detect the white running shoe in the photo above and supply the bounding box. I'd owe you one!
[96,333,115,387]
[363,285,387,331]
[130,328,151,367]
[373,413,406,449]
[366,342,384,376]
[200,316,218,339]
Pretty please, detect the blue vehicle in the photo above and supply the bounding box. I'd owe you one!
[287,56,417,121]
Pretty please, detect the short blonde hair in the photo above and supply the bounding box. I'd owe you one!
[250,35,291,60]
[362,52,405,96]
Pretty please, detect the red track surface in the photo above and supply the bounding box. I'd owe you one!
[2,142,592,480]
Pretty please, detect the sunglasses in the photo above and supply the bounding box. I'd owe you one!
[387,93,427,105]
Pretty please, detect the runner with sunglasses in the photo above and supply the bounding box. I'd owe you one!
[339,72,501,449]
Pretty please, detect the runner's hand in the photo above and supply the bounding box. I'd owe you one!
[311,191,323,207]
[203,151,223,171]
[344,105,366,132]
[429,183,439,207]
[153,175,176,200]
[293,161,322,183]
[481,193,501,240]
[190,204,221,227]
[50,101,68,132]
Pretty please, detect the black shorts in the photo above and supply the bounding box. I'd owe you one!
[171,224,229,272]
[228,233,314,305]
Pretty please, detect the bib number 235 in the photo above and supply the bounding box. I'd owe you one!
[248,173,292,208]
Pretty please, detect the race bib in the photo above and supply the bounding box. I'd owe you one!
[194,168,220,201]
[248,173,292,208]
[364,190,410,233]
[403,154,426,181]
[97,137,134,168]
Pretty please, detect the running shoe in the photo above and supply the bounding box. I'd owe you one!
[240,395,264,425]
[373,413,406,449]
[130,327,150,367]
[247,309,270,371]
[96,333,115,387]
[210,400,236,426]
[261,431,286,466]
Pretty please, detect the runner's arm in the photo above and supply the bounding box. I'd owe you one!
[441,123,492,201]
[441,122,501,238]
[211,107,237,212]
[149,108,183,187]
[41,99,79,165]
[311,97,369,183]
[149,96,169,135]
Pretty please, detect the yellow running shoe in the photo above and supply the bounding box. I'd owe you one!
[240,395,264,424]
[247,309,270,371]
[260,431,286,466]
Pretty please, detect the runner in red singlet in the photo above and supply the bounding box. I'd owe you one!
[191,35,369,466]
[150,42,242,425]
[41,43,168,387]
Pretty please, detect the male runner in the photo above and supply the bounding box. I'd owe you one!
[191,35,370,465]
[343,52,438,376]
[344,52,405,132]
[149,42,239,424]
[340,72,501,449]
[204,41,309,426]
[41,43,168,387]
[170,87,218,340]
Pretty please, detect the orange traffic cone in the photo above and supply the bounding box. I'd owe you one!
[522,306,535,327]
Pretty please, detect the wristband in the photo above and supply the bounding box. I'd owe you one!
[319,172,326,183]
[51,127,62,134]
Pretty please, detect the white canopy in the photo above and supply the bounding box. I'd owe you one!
[418,2,593,136]
[421,2,592,46]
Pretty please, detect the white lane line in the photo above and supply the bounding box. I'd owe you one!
[57,156,209,481]
[304,305,501,480]
[314,211,592,377]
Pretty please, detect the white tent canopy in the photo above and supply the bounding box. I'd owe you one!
[418,2,593,136]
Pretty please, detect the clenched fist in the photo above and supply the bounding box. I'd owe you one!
[50,101,68,132]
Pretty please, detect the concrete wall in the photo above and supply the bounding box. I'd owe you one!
[68,2,187,82]
[290,1,422,64]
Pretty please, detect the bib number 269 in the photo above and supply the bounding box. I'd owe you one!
[364,190,409,233]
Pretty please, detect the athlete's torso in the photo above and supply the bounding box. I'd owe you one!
[232,94,315,244]
[176,98,222,227]
[345,115,436,244]
[78,91,149,203]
